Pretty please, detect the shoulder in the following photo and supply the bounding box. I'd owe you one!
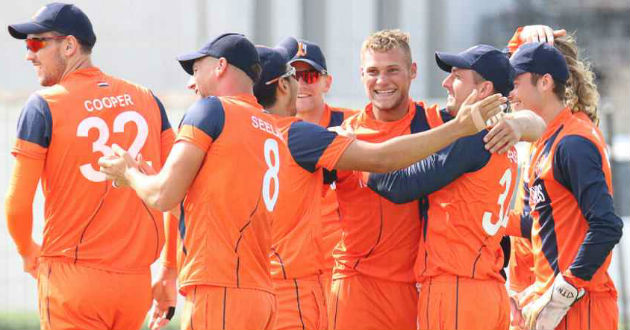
[180,97,225,139]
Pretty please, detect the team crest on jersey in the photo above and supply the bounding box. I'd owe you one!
[507,148,518,164]
[97,82,110,88]
[296,42,307,57]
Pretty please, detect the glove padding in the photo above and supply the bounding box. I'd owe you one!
[522,274,585,330]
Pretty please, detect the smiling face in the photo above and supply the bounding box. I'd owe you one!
[191,56,219,98]
[25,32,68,86]
[291,61,331,115]
[510,72,544,113]
[360,47,416,120]
[441,67,487,115]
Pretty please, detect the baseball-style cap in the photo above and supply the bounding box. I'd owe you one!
[510,42,569,83]
[435,44,514,96]
[288,39,327,73]
[253,37,299,101]
[177,33,261,82]
[8,2,96,47]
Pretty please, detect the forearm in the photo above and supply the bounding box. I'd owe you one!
[5,156,44,255]
[369,119,465,173]
[161,211,179,269]
[126,168,180,212]
[510,110,546,142]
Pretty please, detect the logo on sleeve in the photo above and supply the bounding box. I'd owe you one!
[529,183,546,205]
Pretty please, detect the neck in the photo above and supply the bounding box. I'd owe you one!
[539,97,566,124]
[60,55,93,80]
[296,103,326,124]
[372,98,410,122]
[267,103,293,117]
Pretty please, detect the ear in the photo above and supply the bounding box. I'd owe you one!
[409,62,417,79]
[323,74,332,93]
[477,81,494,99]
[539,73,554,92]
[216,57,228,77]
[63,36,80,57]
[278,78,290,95]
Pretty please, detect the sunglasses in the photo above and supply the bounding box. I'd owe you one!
[295,69,327,84]
[25,35,67,52]
[265,66,296,85]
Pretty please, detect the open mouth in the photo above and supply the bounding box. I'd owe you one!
[374,89,396,97]
[297,93,312,99]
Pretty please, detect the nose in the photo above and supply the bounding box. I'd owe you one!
[442,73,453,89]
[25,49,36,62]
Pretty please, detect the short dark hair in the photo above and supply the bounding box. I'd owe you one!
[530,73,566,102]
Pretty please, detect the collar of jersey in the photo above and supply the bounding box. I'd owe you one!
[540,107,571,142]
[60,66,103,84]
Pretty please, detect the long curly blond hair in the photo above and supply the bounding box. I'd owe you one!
[554,35,600,124]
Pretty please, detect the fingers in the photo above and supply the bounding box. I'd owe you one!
[544,26,554,45]
[554,29,567,38]
[461,89,478,108]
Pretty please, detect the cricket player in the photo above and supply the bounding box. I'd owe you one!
[100,33,282,330]
[253,38,507,330]
[507,41,623,330]
[4,3,174,330]
[288,39,358,300]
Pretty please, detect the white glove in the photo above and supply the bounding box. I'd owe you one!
[522,274,585,330]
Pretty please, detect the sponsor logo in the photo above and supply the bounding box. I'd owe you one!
[529,183,546,204]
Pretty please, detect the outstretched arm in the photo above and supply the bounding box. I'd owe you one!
[484,110,546,154]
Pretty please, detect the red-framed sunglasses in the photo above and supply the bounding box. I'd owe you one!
[25,35,67,52]
[295,70,326,84]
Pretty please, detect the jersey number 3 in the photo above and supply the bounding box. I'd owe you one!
[482,168,513,236]
[77,111,148,182]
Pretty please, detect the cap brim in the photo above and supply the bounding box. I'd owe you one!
[8,22,52,39]
[176,51,208,75]
[512,65,529,77]
[435,51,473,73]
[288,58,326,73]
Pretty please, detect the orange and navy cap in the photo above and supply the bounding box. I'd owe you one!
[177,33,261,83]
[8,2,96,47]
[288,39,327,74]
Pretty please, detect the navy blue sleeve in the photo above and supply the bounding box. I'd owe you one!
[367,131,492,203]
[151,92,172,132]
[16,93,53,148]
[553,135,623,281]
[179,96,225,140]
[287,121,337,173]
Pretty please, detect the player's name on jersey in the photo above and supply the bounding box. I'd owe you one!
[251,115,282,139]
[84,94,134,112]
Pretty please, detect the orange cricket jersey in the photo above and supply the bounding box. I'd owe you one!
[412,118,519,284]
[175,94,283,294]
[526,108,621,295]
[317,104,358,271]
[270,116,353,280]
[12,67,174,273]
[508,157,536,292]
[333,100,436,283]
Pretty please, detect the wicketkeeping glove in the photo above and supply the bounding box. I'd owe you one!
[522,274,585,330]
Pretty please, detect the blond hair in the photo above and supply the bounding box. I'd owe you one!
[554,35,600,124]
[361,29,412,66]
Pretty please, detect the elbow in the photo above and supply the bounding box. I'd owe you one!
[148,189,180,213]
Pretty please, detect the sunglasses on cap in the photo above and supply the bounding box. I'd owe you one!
[265,66,297,85]
[295,69,326,84]
[25,35,67,52]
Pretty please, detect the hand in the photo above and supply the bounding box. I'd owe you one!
[98,144,137,187]
[148,266,177,330]
[21,241,41,279]
[456,90,507,135]
[509,286,537,330]
[328,126,356,139]
[484,114,521,154]
[521,25,567,45]
[136,153,157,175]
[522,274,584,330]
